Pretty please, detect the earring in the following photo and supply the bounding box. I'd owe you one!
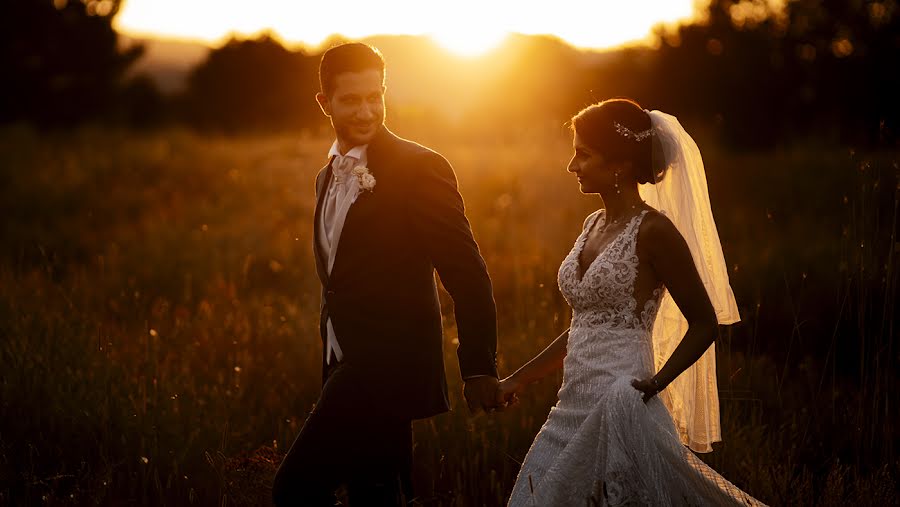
[614,171,620,194]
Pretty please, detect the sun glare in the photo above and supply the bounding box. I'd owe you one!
[430,31,509,57]
[115,0,701,52]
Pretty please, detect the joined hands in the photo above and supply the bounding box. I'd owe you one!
[463,376,506,415]
[498,375,523,409]
[463,374,531,415]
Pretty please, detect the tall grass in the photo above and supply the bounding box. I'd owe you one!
[0,124,895,505]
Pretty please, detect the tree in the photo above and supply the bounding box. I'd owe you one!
[180,34,322,132]
[608,0,900,149]
[0,0,145,126]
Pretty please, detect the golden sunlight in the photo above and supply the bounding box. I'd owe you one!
[430,31,509,57]
[115,0,701,51]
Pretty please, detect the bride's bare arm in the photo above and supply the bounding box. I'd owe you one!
[500,329,569,402]
[633,212,718,401]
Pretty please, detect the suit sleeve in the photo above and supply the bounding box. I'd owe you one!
[409,151,498,379]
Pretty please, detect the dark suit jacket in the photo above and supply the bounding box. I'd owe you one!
[313,126,498,420]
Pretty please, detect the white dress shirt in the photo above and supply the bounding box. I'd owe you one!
[319,141,368,365]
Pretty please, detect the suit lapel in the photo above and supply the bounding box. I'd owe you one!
[328,127,395,277]
[312,159,334,286]
[365,125,396,169]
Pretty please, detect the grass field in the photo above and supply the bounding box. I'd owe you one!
[0,124,896,505]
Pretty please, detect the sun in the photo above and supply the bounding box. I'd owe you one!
[429,30,509,57]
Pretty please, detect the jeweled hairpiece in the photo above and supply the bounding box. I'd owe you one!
[614,121,654,141]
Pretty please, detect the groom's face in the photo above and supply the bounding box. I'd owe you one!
[317,69,385,149]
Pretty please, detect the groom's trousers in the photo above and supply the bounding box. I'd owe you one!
[272,361,413,506]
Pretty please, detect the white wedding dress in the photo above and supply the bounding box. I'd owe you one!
[507,209,766,506]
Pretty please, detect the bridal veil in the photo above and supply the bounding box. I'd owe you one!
[638,110,741,453]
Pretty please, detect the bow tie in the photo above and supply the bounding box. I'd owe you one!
[332,154,357,182]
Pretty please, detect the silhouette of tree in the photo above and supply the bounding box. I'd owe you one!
[637,0,899,148]
[0,0,146,126]
[782,0,900,145]
[180,34,322,132]
[117,73,167,127]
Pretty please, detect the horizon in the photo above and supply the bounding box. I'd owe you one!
[120,29,653,54]
[120,30,641,99]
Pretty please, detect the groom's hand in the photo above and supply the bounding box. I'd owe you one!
[463,376,503,415]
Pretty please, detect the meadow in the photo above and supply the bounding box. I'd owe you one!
[0,123,896,506]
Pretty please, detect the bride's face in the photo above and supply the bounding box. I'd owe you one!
[567,132,611,194]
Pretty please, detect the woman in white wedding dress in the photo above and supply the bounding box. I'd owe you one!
[500,99,767,506]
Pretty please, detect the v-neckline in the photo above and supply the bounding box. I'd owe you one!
[574,210,644,284]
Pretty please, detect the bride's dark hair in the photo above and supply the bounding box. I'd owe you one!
[571,98,665,184]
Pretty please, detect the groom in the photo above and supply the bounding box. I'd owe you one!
[271,43,503,506]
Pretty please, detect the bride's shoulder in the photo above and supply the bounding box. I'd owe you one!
[638,208,688,251]
[640,207,670,228]
[582,209,606,230]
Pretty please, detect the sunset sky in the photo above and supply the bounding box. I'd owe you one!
[115,0,703,54]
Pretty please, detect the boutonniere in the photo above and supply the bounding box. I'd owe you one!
[352,165,376,192]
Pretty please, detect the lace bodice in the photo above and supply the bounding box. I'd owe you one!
[558,209,664,332]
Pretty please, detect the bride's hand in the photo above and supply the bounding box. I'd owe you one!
[498,375,524,408]
[631,377,662,403]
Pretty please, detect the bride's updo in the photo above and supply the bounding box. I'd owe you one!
[571,98,665,185]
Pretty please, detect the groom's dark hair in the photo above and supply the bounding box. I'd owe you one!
[319,43,385,97]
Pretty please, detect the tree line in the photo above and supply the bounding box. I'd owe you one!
[1,0,897,149]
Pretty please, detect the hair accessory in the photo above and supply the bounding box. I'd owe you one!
[614,121,654,141]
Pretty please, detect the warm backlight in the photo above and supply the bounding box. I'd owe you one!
[115,1,700,52]
[429,31,509,57]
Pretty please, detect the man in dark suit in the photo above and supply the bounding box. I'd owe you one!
[271,42,503,506]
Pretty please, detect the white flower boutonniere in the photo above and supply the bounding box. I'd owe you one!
[352,165,376,192]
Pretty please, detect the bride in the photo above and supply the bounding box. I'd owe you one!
[500,99,767,506]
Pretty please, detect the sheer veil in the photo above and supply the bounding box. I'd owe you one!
[638,110,741,453]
